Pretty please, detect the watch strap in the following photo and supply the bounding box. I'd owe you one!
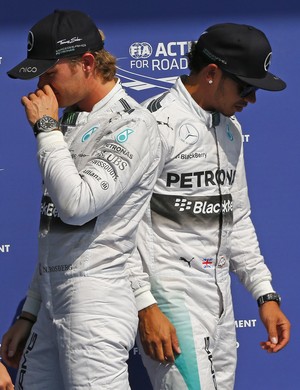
[16,315,36,324]
[33,116,60,137]
[257,292,281,307]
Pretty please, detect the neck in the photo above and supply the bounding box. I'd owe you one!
[183,74,209,110]
[77,78,117,112]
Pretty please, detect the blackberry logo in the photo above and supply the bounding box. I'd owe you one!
[173,197,233,215]
[174,198,192,211]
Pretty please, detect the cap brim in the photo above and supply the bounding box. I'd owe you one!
[237,71,286,91]
[7,58,59,80]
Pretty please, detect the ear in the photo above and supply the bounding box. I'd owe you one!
[81,53,96,72]
[205,63,218,83]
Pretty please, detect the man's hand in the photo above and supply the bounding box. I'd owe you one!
[0,362,14,390]
[138,304,181,363]
[21,84,59,127]
[259,301,290,353]
[1,312,36,368]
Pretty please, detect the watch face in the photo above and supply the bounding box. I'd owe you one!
[39,116,58,130]
[33,116,60,137]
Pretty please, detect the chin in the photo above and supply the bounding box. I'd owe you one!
[222,111,235,117]
[235,106,245,113]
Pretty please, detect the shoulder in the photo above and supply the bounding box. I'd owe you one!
[142,90,176,115]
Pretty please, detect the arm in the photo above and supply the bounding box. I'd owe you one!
[127,130,181,363]
[0,362,14,390]
[1,261,41,368]
[127,219,181,363]
[229,120,290,351]
[1,313,36,369]
[23,85,161,226]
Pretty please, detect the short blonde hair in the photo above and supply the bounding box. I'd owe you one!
[93,48,116,81]
[68,30,117,82]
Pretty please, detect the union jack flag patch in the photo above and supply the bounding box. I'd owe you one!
[202,258,214,269]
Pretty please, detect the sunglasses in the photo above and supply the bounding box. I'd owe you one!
[223,70,258,98]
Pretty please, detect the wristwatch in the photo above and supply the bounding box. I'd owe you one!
[33,115,60,137]
[257,292,281,307]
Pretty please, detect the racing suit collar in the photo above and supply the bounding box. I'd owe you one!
[61,79,125,129]
[177,76,218,128]
[91,78,123,115]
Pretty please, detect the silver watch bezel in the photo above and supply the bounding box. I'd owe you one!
[33,115,60,136]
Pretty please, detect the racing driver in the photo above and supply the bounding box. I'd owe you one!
[128,22,291,390]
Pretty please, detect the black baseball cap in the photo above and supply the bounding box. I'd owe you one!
[7,10,104,80]
[195,23,286,91]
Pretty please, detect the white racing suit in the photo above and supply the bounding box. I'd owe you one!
[128,76,274,390]
[16,80,161,390]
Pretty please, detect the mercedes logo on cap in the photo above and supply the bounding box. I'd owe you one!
[27,31,34,52]
[264,52,272,71]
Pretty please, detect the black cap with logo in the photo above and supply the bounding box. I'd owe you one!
[195,23,286,91]
[7,9,104,80]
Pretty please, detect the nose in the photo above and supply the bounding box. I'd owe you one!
[244,91,256,104]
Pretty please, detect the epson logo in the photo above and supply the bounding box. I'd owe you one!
[19,66,38,74]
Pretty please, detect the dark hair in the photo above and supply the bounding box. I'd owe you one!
[187,41,213,73]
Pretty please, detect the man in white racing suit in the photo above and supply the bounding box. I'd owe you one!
[129,23,291,390]
[0,10,161,390]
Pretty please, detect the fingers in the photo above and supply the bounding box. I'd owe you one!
[259,302,291,354]
[260,340,278,353]
[138,304,181,364]
[142,331,180,363]
[161,338,175,363]
[171,329,182,356]
[141,333,169,363]
[22,84,55,104]
[20,85,59,126]
[260,322,291,353]
[42,84,56,97]
[1,335,11,363]
[1,341,17,367]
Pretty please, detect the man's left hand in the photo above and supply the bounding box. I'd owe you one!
[259,301,290,353]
